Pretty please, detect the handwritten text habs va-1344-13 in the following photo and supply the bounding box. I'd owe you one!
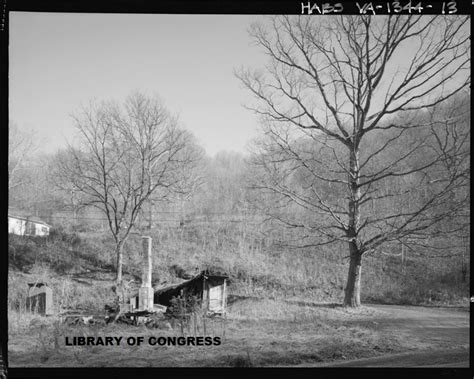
[301,1,458,14]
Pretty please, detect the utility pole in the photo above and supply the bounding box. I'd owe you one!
[71,189,77,229]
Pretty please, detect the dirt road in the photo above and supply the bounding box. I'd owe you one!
[308,304,470,367]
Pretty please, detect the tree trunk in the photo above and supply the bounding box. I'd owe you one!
[343,251,362,307]
[344,144,362,307]
[148,199,153,231]
[115,240,125,284]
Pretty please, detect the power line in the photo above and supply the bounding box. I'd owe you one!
[46,210,258,215]
[40,214,264,224]
[45,215,261,220]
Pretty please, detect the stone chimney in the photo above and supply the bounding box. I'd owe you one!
[138,236,154,311]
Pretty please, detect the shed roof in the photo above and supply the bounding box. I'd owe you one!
[154,270,227,295]
[128,270,228,301]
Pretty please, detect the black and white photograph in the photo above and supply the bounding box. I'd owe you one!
[5,3,471,372]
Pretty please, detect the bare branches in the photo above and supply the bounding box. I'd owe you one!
[239,15,470,262]
[8,122,38,190]
[52,92,202,280]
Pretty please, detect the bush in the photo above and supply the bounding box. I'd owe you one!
[167,295,201,319]
[48,227,82,246]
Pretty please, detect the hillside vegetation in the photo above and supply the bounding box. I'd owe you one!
[8,225,468,316]
[8,226,469,367]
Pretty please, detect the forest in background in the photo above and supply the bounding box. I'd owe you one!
[8,108,470,310]
[8,15,470,310]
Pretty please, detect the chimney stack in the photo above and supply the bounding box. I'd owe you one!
[138,236,154,311]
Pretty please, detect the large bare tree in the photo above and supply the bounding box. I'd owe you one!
[55,92,201,285]
[237,15,470,307]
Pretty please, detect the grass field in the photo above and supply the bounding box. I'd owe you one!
[8,299,405,367]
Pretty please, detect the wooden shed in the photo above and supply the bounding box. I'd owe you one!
[154,270,228,314]
[26,282,54,315]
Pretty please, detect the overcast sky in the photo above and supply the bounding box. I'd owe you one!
[9,12,265,156]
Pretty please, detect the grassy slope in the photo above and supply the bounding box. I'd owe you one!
[8,226,469,313]
[7,227,469,367]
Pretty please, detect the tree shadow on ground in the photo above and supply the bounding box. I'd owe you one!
[226,294,342,310]
[283,299,342,309]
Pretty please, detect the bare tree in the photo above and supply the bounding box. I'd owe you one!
[174,145,206,224]
[55,92,202,286]
[237,15,470,307]
[49,149,90,226]
[8,122,37,191]
[143,136,205,229]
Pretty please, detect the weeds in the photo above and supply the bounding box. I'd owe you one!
[7,226,469,367]
[9,225,469,311]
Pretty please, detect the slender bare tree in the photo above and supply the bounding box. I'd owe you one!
[49,149,90,226]
[143,136,205,229]
[237,15,470,307]
[8,122,37,191]
[55,92,202,286]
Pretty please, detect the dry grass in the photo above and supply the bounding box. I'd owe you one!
[7,228,468,367]
[8,297,403,367]
[9,226,469,310]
